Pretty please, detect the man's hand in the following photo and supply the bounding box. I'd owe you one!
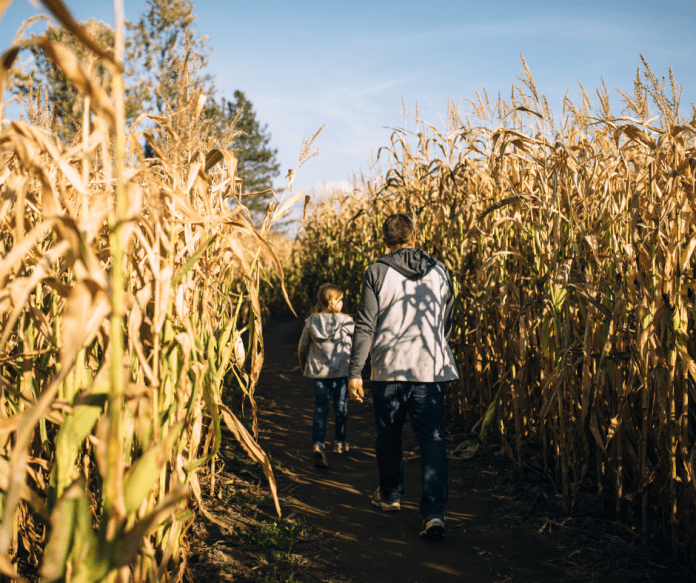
[348,378,364,403]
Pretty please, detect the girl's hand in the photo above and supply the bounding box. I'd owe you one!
[348,378,364,403]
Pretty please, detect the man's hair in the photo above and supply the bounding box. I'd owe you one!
[382,213,415,246]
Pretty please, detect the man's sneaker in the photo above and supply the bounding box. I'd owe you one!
[371,488,400,511]
[313,445,328,468]
[420,517,446,541]
[334,441,349,454]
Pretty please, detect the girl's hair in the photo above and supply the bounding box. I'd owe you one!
[311,283,344,315]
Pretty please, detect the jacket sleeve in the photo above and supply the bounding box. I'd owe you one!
[297,321,311,372]
[348,268,379,379]
[443,266,455,341]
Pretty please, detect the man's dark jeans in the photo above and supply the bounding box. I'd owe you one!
[372,381,448,519]
[312,378,348,447]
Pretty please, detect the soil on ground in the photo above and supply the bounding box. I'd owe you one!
[186,319,696,583]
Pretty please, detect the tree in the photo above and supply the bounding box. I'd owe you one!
[23,20,120,143]
[21,0,211,142]
[127,0,212,116]
[17,0,281,203]
[208,90,280,212]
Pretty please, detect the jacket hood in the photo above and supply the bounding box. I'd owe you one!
[307,312,352,342]
[377,248,437,281]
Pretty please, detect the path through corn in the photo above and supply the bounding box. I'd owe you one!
[250,320,685,583]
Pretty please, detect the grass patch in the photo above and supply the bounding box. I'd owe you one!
[264,569,312,583]
[221,487,273,509]
[241,519,311,562]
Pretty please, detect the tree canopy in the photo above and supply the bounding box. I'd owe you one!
[208,90,280,204]
[127,0,212,117]
[23,19,120,142]
[17,0,280,209]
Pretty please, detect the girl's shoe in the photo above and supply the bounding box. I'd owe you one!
[334,441,349,454]
[313,444,328,468]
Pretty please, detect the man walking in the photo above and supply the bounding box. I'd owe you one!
[347,213,458,541]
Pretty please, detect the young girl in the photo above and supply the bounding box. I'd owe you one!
[298,284,354,468]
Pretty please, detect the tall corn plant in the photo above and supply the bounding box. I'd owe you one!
[291,58,696,557]
[0,1,309,580]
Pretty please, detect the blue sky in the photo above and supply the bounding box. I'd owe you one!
[1,0,695,202]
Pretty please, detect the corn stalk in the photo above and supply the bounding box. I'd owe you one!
[0,1,310,580]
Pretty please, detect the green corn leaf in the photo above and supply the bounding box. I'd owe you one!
[112,487,189,570]
[171,236,217,287]
[216,315,236,366]
[70,482,108,583]
[51,383,108,502]
[41,478,90,583]
[549,283,568,313]
[207,333,217,377]
[123,424,182,515]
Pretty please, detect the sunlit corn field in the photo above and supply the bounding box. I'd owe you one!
[289,57,696,557]
[0,1,313,580]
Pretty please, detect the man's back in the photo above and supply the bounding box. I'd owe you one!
[349,247,458,383]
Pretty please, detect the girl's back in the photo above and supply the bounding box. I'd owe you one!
[299,312,354,378]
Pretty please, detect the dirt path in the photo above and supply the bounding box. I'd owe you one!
[253,319,690,583]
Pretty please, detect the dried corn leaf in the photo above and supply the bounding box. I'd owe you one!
[219,403,281,517]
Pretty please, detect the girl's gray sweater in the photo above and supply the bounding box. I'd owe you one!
[298,313,355,378]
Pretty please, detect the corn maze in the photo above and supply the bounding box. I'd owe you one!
[291,58,696,558]
[2,0,696,577]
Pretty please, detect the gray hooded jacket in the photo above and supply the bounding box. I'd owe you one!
[348,248,458,383]
[298,313,355,378]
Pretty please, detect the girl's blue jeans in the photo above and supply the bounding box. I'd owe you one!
[372,381,448,519]
[312,378,348,447]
